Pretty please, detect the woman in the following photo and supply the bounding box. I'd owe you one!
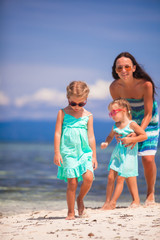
[110,52,159,205]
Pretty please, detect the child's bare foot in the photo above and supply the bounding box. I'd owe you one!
[66,212,75,220]
[101,201,116,210]
[129,201,140,208]
[66,216,75,220]
[77,196,85,216]
[101,202,110,210]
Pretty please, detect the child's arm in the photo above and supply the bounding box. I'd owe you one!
[101,127,115,149]
[87,115,98,170]
[53,110,64,166]
[121,121,148,145]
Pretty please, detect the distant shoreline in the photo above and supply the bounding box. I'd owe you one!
[0,120,114,143]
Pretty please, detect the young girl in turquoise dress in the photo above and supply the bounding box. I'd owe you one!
[101,99,147,210]
[54,81,98,220]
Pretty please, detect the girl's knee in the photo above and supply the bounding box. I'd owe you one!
[67,178,78,191]
[87,176,93,185]
[108,171,116,183]
[116,176,125,184]
[83,170,93,184]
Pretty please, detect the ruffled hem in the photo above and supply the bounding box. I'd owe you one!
[118,172,138,178]
[57,159,94,182]
[109,166,138,178]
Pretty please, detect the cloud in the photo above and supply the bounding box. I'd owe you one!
[89,80,111,99]
[14,80,111,107]
[0,92,10,106]
[15,88,66,107]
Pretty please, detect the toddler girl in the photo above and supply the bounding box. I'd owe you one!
[54,81,97,219]
[101,99,147,210]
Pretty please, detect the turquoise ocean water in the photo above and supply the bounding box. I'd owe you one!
[0,143,160,210]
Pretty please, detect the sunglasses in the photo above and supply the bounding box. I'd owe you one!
[116,65,132,72]
[69,100,87,107]
[109,109,124,117]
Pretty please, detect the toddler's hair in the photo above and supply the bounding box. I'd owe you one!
[108,98,132,119]
[66,81,90,99]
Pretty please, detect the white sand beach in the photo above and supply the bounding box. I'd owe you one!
[0,201,160,240]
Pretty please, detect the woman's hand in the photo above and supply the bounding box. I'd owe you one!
[54,153,63,166]
[121,132,137,149]
[92,157,98,170]
[101,142,108,149]
[121,137,133,145]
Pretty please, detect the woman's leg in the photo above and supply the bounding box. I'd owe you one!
[142,155,157,203]
[77,170,93,216]
[101,169,117,210]
[109,175,125,209]
[66,178,78,220]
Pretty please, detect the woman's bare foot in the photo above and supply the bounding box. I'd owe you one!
[145,193,155,206]
[77,196,85,216]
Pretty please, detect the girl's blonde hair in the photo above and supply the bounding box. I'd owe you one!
[66,81,90,99]
[108,98,132,119]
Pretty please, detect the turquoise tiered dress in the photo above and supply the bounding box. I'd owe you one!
[57,109,93,182]
[108,121,138,178]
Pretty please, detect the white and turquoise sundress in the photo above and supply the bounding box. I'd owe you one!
[108,121,138,178]
[127,98,159,156]
[57,109,94,182]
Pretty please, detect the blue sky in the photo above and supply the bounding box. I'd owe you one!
[0,0,160,120]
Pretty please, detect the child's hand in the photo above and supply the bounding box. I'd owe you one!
[92,157,98,170]
[54,153,63,166]
[101,142,108,149]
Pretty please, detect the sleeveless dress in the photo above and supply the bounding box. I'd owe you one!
[127,98,159,156]
[57,109,94,182]
[108,121,138,178]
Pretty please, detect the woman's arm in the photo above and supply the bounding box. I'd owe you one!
[87,115,98,170]
[141,81,153,130]
[53,110,64,166]
[101,127,115,149]
[121,122,147,145]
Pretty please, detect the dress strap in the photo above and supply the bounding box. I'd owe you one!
[62,109,66,114]
[127,120,136,130]
[87,113,92,117]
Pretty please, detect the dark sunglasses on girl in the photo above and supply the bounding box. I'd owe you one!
[109,109,124,117]
[69,100,87,107]
[116,65,132,72]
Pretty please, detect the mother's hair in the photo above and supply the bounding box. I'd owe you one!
[112,52,156,98]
